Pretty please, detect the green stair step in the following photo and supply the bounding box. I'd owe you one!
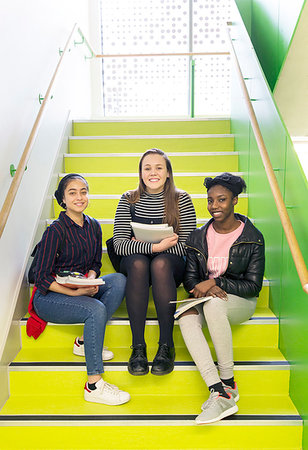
[64,152,239,173]
[69,135,234,154]
[73,119,231,136]
[53,194,247,218]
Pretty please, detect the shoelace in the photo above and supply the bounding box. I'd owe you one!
[102,382,120,393]
[130,345,146,360]
[155,344,169,359]
[202,389,220,410]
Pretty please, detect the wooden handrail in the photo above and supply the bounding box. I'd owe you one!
[227,29,308,294]
[0,24,77,239]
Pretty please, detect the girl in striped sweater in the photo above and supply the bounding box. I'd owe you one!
[113,149,196,376]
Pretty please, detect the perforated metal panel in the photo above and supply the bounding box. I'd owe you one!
[100,0,231,116]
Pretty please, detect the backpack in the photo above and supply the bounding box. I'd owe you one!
[28,216,100,284]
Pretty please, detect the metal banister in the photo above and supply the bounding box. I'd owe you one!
[227,27,308,294]
[0,24,77,239]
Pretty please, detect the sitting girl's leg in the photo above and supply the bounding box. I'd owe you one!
[120,254,150,345]
[151,254,185,346]
[120,254,151,375]
[178,310,221,387]
[33,291,107,375]
[150,254,185,375]
[33,290,130,405]
[203,295,256,382]
[95,272,126,320]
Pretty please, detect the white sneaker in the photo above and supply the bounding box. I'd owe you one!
[222,382,240,402]
[196,389,238,424]
[84,378,130,405]
[73,337,114,361]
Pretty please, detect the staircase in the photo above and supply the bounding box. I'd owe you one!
[0,119,302,449]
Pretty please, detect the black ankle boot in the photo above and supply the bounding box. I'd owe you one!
[128,344,149,376]
[151,343,175,375]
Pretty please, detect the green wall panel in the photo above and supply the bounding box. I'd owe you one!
[230,6,308,448]
[236,0,305,90]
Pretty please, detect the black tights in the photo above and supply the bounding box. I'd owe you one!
[120,253,185,347]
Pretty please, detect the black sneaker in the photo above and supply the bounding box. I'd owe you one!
[151,344,175,375]
[128,344,149,376]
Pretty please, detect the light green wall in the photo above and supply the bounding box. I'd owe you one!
[230,6,308,448]
[236,0,305,90]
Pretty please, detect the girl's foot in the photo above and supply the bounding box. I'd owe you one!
[73,337,114,361]
[84,378,130,405]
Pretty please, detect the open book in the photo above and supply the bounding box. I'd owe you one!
[56,272,105,289]
[131,222,174,243]
[170,296,212,319]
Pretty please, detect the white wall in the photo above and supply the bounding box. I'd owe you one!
[0,0,96,209]
[0,0,100,361]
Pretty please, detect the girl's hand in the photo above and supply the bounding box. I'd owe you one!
[189,279,216,298]
[73,286,99,297]
[207,285,228,300]
[152,233,179,253]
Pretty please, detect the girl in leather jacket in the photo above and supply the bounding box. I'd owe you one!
[178,173,265,424]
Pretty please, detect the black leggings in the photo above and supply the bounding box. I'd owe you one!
[120,253,185,347]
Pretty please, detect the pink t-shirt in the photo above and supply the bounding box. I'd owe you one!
[206,221,245,279]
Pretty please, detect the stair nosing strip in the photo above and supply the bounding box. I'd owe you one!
[59,171,244,177]
[9,361,290,371]
[64,151,239,157]
[0,414,302,426]
[73,117,230,123]
[69,134,234,140]
[53,193,247,200]
[19,317,277,326]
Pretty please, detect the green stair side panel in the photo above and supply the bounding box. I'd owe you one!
[235,0,305,90]
[230,8,308,449]
[73,119,231,136]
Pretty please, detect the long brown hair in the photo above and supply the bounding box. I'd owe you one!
[125,148,181,233]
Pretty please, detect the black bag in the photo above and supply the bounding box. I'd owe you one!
[107,204,135,272]
[106,237,122,272]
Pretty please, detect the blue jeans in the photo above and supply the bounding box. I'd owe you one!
[33,273,126,375]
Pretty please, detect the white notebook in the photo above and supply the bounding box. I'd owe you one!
[131,222,174,243]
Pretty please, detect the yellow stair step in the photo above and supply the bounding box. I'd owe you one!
[64,152,239,173]
[53,193,248,218]
[0,423,302,450]
[59,172,244,195]
[73,119,231,136]
[3,369,295,414]
[69,135,234,154]
[19,317,278,351]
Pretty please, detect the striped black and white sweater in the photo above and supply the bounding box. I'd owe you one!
[113,190,197,257]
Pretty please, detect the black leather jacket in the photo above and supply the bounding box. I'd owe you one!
[184,214,265,298]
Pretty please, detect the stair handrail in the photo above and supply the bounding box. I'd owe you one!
[227,26,308,295]
[0,23,78,240]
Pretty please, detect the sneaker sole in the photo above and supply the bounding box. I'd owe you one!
[84,394,130,406]
[195,404,239,424]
